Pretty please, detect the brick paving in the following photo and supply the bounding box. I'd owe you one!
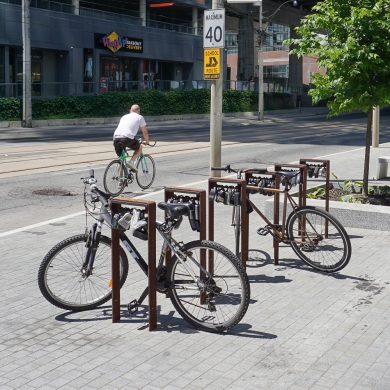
[1,177,390,389]
[1,122,390,389]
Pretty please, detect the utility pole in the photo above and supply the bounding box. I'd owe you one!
[256,0,298,121]
[22,0,32,128]
[257,1,264,121]
[210,0,223,177]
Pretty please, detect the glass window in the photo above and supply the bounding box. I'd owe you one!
[83,48,93,93]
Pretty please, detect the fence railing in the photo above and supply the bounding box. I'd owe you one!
[79,7,142,26]
[0,81,301,99]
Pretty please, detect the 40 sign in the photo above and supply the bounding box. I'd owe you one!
[203,9,225,49]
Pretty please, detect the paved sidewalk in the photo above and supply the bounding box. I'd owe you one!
[2,117,390,389]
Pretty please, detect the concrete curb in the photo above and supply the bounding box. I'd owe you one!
[264,197,390,231]
[0,108,331,128]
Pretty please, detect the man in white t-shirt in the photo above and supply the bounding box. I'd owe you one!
[113,104,150,173]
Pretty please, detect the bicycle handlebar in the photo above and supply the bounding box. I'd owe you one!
[139,138,156,147]
[211,165,269,176]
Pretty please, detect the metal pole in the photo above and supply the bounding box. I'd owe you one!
[258,2,264,121]
[22,0,32,128]
[210,0,223,178]
[372,106,380,147]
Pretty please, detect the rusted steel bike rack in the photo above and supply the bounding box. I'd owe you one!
[164,186,207,265]
[111,198,157,331]
[299,158,330,213]
[300,158,331,237]
[273,163,307,265]
[208,178,248,268]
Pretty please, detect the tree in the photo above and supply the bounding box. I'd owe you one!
[285,0,390,194]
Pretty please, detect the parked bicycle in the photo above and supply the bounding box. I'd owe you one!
[38,170,250,333]
[211,165,352,273]
[103,138,156,196]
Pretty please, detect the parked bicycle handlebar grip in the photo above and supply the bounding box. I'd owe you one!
[211,165,230,172]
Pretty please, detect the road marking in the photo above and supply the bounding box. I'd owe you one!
[0,178,212,237]
[0,145,369,238]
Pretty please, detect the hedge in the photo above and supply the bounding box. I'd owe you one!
[0,90,293,121]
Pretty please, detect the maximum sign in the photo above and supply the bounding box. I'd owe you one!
[203,9,225,49]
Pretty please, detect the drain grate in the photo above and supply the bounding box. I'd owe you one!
[33,189,77,196]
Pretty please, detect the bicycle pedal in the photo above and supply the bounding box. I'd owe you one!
[300,244,320,252]
[257,226,270,236]
[128,299,139,314]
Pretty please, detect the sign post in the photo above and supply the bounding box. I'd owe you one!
[204,7,225,178]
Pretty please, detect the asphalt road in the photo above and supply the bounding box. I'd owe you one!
[1,110,390,234]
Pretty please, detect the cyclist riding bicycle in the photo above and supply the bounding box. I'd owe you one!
[113,104,150,173]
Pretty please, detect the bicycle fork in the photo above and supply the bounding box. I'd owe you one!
[82,222,102,278]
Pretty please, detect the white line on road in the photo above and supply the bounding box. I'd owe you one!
[0,146,367,238]
[0,178,210,238]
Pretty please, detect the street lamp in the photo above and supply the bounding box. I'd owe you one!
[255,0,298,121]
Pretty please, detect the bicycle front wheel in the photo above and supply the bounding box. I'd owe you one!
[136,154,155,189]
[233,205,241,257]
[103,159,126,197]
[38,235,129,311]
[167,240,250,333]
[286,206,351,272]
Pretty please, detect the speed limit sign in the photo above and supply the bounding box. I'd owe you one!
[203,9,225,49]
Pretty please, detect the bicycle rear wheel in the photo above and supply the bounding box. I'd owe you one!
[103,159,127,196]
[167,240,250,333]
[38,235,129,311]
[233,206,241,257]
[136,154,155,189]
[286,206,351,272]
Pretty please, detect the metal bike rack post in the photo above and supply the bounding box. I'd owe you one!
[110,198,157,331]
[164,187,207,267]
[273,163,307,265]
[300,158,330,237]
[244,169,276,261]
[299,158,330,213]
[208,178,248,268]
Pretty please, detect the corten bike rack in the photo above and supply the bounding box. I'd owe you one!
[273,163,307,265]
[299,158,330,213]
[164,186,207,266]
[300,158,330,237]
[110,197,157,331]
[208,178,248,268]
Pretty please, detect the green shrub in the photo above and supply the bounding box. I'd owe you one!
[0,90,293,121]
[0,98,22,121]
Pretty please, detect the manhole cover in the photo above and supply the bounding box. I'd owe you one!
[33,189,77,196]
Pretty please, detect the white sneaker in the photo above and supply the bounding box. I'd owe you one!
[127,161,138,173]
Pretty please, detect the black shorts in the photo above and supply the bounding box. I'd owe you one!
[113,137,140,157]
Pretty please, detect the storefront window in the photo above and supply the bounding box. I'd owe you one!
[100,55,139,92]
[83,48,93,93]
[12,48,42,96]
[0,46,5,97]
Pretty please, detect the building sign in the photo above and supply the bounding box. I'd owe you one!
[204,49,220,79]
[94,32,143,54]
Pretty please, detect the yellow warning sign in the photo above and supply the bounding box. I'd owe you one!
[204,49,220,80]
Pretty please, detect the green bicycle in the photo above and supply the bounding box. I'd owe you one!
[103,138,156,196]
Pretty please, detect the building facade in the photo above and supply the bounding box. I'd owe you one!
[0,0,209,98]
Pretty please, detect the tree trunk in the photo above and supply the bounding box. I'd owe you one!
[363,108,373,195]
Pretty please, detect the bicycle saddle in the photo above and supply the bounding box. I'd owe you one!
[158,202,192,217]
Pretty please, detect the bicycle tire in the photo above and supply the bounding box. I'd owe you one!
[38,235,129,311]
[136,154,156,190]
[233,205,241,258]
[286,206,351,272]
[103,159,126,197]
[167,240,250,333]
